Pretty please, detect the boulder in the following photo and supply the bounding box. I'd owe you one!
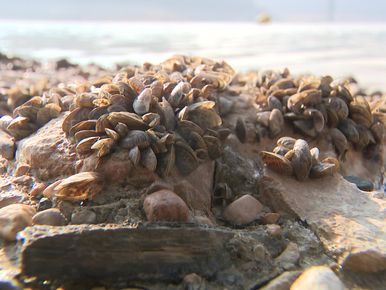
[260,171,386,272]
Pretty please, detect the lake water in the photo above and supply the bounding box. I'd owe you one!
[1,21,386,90]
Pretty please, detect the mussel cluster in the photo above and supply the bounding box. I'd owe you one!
[62,55,235,176]
[255,71,385,159]
[260,137,339,181]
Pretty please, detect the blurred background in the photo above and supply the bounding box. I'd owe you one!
[1,0,386,90]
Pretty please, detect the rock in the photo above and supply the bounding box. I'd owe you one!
[223,194,263,225]
[28,182,47,198]
[0,131,15,160]
[71,209,97,224]
[172,161,215,218]
[263,213,281,224]
[12,175,33,186]
[266,224,282,238]
[16,114,76,180]
[143,190,190,222]
[344,175,374,191]
[14,164,30,177]
[0,191,25,209]
[290,266,344,290]
[32,208,66,226]
[0,271,22,290]
[275,242,300,270]
[182,273,206,290]
[260,270,301,290]
[21,224,233,281]
[0,204,36,241]
[215,146,262,195]
[260,171,386,272]
[37,197,52,211]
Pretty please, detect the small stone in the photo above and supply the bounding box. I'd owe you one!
[29,182,47,198]
[344,175,374,191]
[42,180,62,198]
[71,209,97,224]
[290,266,344,290]
[0,131,15,160]
[12,175,33,186]
[182,273,206,290]
[37,197,52,211]
[14,164,30,177]
[267,224,282,237]
[32,208,66,226]
[263,212,281,224]
[223,194,263,225]
[143,190,190,222]
[0,204,36,241]
[260,270,301,290]
[275,242,300,270]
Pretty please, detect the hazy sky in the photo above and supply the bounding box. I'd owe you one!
[1,0,386,22]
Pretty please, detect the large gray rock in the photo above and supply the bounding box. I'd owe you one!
[16,114,76,180]
[260,171,386,273]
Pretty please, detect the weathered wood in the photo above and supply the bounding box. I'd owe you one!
[20,224,234,282]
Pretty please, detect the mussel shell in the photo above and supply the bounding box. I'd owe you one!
[330,128,348,160]
[157,144,175,177]
[259,151,293,175]
[338,118,359,144]
[120,130,150,149]
[62,107,92,135]
[107,112,148,130]
[269,108,284,137]
[235,117,246,143]
[140,147,157,172]
[276,136,296,149]
[203,135,223,160]
[310,162,336,178]
[291,139,312,181]
[76,136,99,155]
[175,141,199,176]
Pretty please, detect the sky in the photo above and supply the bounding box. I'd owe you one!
[1,0,386,22]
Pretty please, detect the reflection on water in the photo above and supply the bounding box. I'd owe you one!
[1,21,386,90]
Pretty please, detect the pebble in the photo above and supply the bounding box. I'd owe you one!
[0,204,36,241]
[143,190,190,222]
[0,131,15,160]
[12,175,33,186]
[14,164,30,177]
[290,266,344,290]
[262,212,281,224]
[267,224,283,237]
[344,175,374,191]
[32,208,66,226]
[260,270,301,290]
[28,182,47,198]
[182,273,206,290]
[37,197,52,211]
[223,194,263,225]
[275,242,300,270]
[71,209,97,224]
